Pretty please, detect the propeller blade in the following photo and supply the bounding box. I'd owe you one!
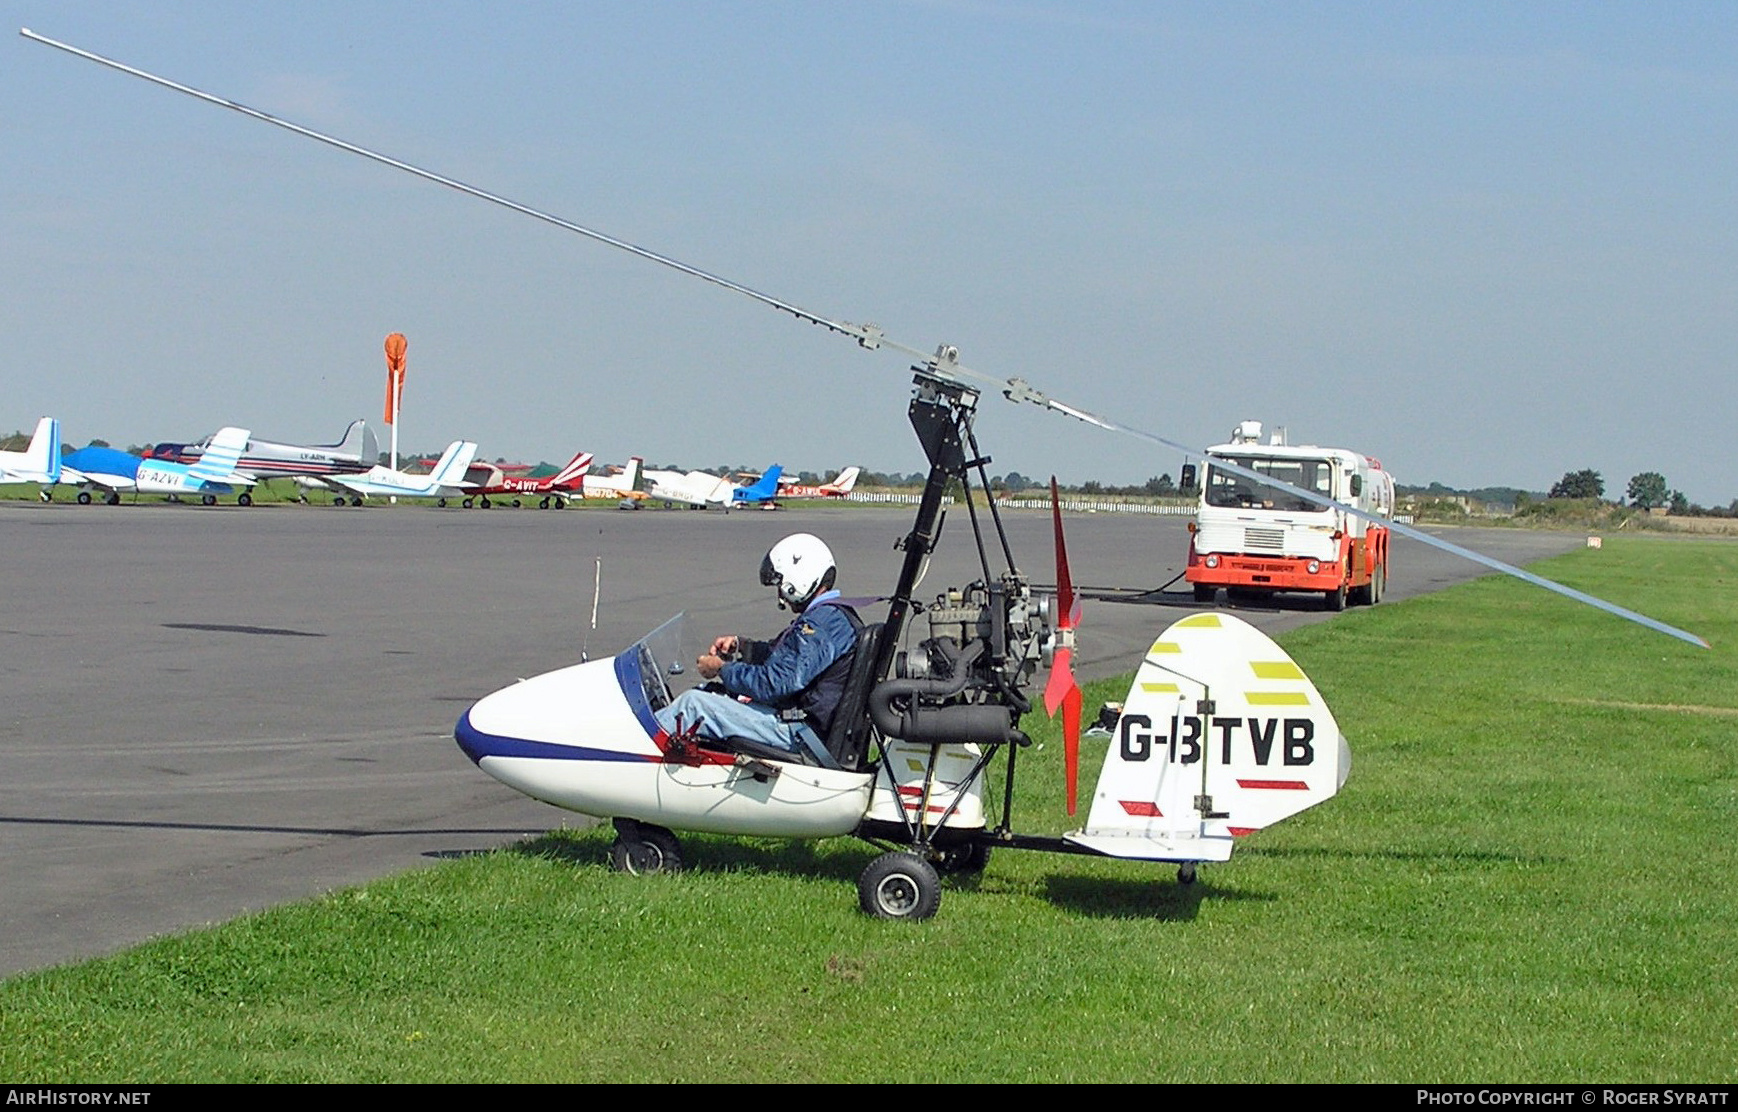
[1047,477,1084,814]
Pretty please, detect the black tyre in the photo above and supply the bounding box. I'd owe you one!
[77,491,92,505]
[933,841,992,875]
[1369,563,1384,605]
[1324,583,1347,611]
[858,852,942,920]
[201,494,216,506]
[609,824,683,875]
[237,493,252,507]
[462,498,473,509]
[1178,862,1198,885]
[1193,584,1216,604]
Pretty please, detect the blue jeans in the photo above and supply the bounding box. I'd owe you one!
[655,688,825,758]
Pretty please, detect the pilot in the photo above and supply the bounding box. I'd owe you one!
[654,533,860,766]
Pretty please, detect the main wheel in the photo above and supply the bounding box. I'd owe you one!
[462,497,473,508]
[237,493,252,507]
[77,491,92,505]
[480,497,490,508]
[858,852,941,920]
[200,494,216,506]
[608,820,683,876]
[1178,862,1198,885]
[512,498,522,508]
[105,492,121,506]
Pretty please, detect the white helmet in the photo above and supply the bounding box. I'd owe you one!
[760,533,837,610]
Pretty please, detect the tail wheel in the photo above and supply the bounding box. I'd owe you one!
[858,852,941,920]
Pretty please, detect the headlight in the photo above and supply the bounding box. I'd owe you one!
[1306,559,1321,574]
[1204,554,1219,568]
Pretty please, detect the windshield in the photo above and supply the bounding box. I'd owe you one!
[628,613,698,712]
[1204,456,1333,513]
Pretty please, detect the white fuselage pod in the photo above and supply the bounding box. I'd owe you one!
[1067,611,1351,863]
[456,652,873,838]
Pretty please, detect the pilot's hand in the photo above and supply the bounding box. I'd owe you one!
[710,635,740,658]
[697,653,726,680]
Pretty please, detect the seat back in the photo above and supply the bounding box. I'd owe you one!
[824,622,884,771]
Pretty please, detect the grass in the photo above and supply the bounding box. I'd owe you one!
[2,536,1734,1081]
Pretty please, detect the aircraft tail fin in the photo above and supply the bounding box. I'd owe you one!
[550,450,595,489]
[429,441,480,486]
[189,427,250,483]
[23,417,60,481]
[330,419,377,462]
[618,456,641,490]
[822,466,860,495]
[1066,612,1350,864]
[735,463,781,502]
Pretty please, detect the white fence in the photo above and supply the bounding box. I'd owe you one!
[846,492,1194,515]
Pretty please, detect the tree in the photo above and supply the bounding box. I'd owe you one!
[1144,474,1176,496]
[1669,491,1690,516]
[1626,472,1669,509]
[1549,469,1604,499]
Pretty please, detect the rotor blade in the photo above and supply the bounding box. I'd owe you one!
[18,28,908,360]
[24,28,1706,650]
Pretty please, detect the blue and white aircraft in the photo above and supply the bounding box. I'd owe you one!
[326,439,478,506]
[60,426,255,506]
[731,464,783,508]
[0,417,66,499]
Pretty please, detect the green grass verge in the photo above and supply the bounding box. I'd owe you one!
[3,537,1734,1082]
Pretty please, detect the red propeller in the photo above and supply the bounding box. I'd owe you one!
[1044,477,1084,814]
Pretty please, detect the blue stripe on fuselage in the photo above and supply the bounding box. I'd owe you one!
[454,708,657,766]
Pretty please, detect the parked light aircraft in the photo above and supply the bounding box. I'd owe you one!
[731,464,782,508]
[579,456,644,502]
[779,466,860,499]
[643,466,735,510]
[147,419,379,505]
[645,463,782,510]
[462,450,593,508]
[60,426,255,506]
[328,439,478,506]
[0,417,65,499]
[31,30,1706,917]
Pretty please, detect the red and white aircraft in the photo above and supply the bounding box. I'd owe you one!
[461,450,594,508]
[778,466,860,499]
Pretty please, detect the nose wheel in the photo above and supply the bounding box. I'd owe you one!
[609,818,683,875]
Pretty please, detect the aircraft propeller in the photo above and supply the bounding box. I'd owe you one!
[1043,477,1084,815]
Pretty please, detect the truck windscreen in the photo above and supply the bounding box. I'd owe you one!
[1205,456,1332,512]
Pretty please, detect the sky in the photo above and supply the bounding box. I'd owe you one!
[3,3,1734,503]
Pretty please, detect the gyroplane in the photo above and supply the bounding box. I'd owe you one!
[24,29,1707,919]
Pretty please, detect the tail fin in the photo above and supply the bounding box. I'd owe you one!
[1065,612,1350,864]
[23,417,60,481]
[550,450,595,489]
[822,466,860,496]
[736,464,781,502]
[189,427,250,482]
[429,441,480,485]
[331,419,374,461]
[618,456,641,490]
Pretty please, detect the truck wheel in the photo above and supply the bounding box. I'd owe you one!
[1324,583,1347,611]
[1369,563,1384,604]
[1193,584,1217,603]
